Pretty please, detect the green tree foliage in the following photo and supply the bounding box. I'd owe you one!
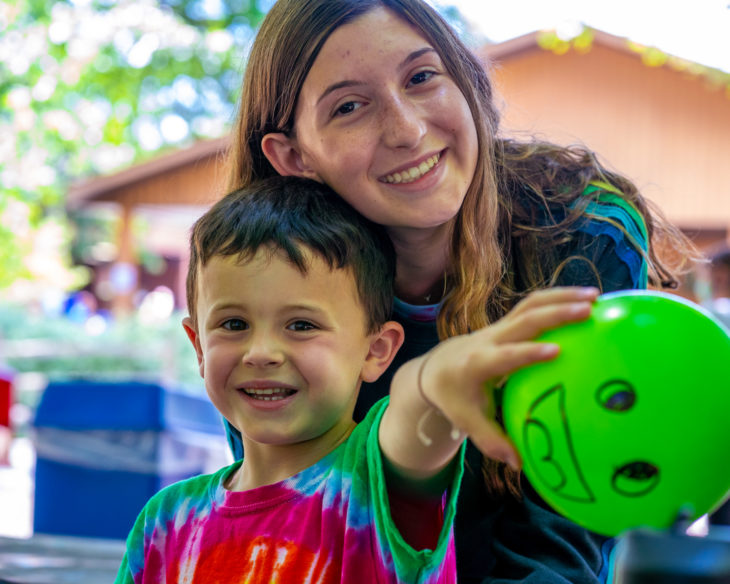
[0,0,267,292]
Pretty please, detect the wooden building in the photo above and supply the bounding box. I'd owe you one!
[68,29,730,313]
[479,29,730,244]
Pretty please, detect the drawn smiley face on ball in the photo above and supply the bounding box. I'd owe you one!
[502,291,730,536]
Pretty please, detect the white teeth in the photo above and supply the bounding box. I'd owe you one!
[383,153,440,184]
[243,388,295,401]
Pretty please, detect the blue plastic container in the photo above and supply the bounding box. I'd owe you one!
[32,380,226,540]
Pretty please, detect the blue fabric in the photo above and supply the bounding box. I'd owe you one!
[575,197,648,289]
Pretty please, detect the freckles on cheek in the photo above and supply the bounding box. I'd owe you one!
[327,130,357,152]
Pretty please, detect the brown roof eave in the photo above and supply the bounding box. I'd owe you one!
[480,31,540,63]
[479,28,643,65]
[67,135,229,209]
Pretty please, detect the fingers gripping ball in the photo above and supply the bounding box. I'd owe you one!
[502,290,730,536]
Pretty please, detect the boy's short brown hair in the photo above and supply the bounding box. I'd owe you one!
[186,176,395,333]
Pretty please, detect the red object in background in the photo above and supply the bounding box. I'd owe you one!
[0,368,12,428]
[0,368,12,466]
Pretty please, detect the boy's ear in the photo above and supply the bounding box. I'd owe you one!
[361,321,405,383]
[261,132,321,181]
[182,316,205,379]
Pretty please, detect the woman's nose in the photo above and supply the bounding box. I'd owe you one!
[242,332,284,368]
[380,95,426,149]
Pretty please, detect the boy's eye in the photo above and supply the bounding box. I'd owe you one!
[222,318,248,331]
[287,320,317,332]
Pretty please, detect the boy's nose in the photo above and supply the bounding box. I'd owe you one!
[242,334,284,368]
[380,96,426,150]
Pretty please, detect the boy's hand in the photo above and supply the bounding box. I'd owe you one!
[418,286,599,469]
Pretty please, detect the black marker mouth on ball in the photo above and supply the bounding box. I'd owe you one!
[612,461,660,497]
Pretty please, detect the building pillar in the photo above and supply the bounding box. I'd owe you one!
[109,204,138,317]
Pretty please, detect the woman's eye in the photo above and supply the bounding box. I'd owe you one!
[334,101,361,117]
[222,319,247,331]
[288,320,316,332]
[409,70,435,86]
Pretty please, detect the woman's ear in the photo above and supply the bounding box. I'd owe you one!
[361,321,405,383]
[261,132,321,180]
[182,316,205,378]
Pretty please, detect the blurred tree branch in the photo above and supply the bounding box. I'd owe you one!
[0,0,264,297]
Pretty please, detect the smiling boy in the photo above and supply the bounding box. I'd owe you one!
[114,176,466,583]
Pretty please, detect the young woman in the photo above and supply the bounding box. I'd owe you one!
[221,0,692,581]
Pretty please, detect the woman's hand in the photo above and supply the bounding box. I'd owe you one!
[417,286,599,469]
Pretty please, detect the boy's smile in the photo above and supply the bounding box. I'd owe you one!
[184,246,387,484]
[239,380,297,403]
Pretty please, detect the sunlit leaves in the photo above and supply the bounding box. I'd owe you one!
[537,27,591,55]
[1,0,253,183]
[538,24,730,94]
[0,0,262,295]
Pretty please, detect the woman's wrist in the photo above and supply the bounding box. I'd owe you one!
[415,351,463,446]
[416,352,437,410]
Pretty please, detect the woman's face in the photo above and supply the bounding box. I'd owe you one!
[285,7,478,232]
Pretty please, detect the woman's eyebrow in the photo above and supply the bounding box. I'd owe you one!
[317,80,362,105]
[316,47,437,105]
[399,47,437,70]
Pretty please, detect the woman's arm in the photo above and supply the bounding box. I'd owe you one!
[378,286,600,485]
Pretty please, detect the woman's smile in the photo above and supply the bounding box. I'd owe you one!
[379,150,442,184]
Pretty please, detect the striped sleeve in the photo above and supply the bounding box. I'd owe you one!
[571,181,649,289]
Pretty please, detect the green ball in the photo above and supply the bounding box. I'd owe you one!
[502,290,730,536]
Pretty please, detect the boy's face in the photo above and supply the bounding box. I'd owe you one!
[185,247,386,450]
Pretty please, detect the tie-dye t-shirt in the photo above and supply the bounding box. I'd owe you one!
[115,398,463,584]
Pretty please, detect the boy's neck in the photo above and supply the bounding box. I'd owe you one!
[226,420,357,492]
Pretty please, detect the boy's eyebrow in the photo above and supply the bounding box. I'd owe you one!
[208,301,325,315]
[285,302,325,314]
[316,47,437,105]
[209,301,245,312]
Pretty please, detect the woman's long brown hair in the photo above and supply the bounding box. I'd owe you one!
[225,0,696,497]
